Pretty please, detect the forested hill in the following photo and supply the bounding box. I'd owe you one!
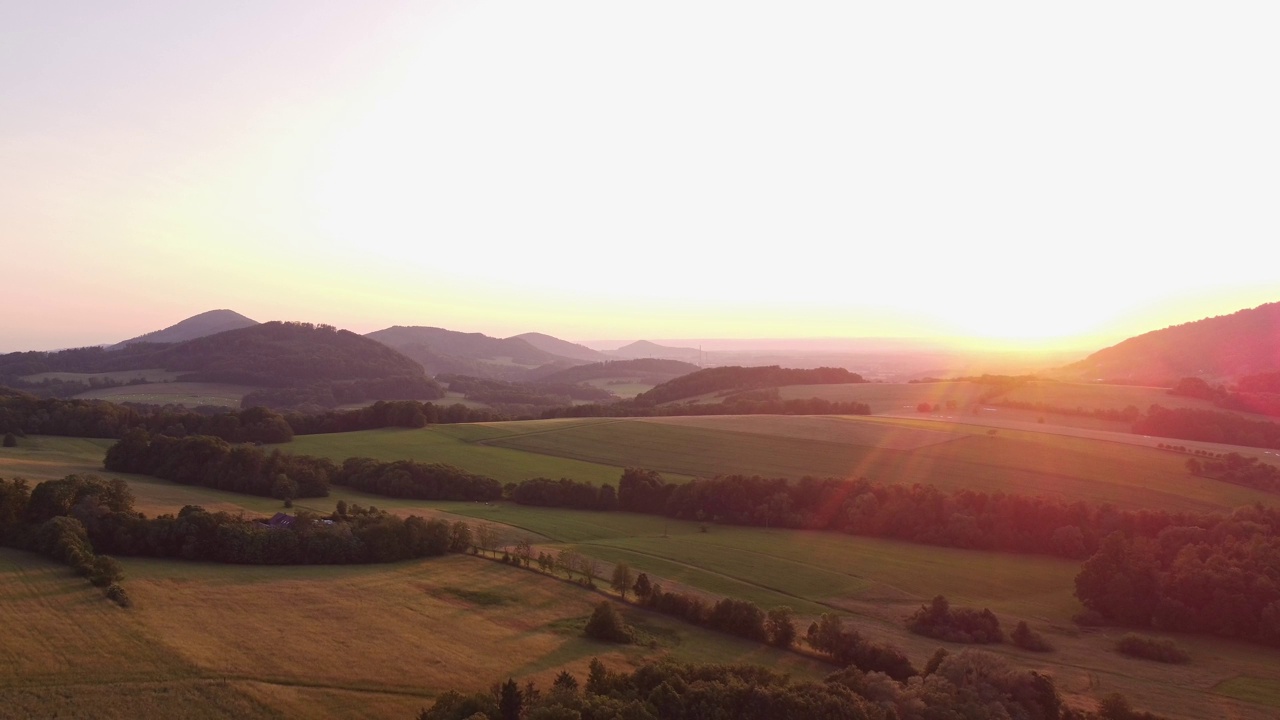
[534,358,699,384]
[365,326,588,379]
[109,309,258,349]
[636,365,866,404]
[1,322,440,392]
[1063,301,1280,384]
[510,332,607,362]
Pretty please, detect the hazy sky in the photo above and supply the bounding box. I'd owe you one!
[3,1,1277,353]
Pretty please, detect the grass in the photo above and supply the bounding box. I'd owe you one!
[775,381,992,413]
[287,423,693,486]
[19,369,185,383]
[1214,676,1280,709]
[74,382,256,408]
[9,440,1280,719]
[0,548,830,719]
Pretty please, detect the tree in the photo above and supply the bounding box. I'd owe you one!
[270,473,297,504]
[765,606,796,648]
[611,562,633,600]
[2,432,16,448]
[498,678,523,720]
[584,601,634,643]
[632,572,652,600]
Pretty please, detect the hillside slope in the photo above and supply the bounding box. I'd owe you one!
[510,332,607,362]
[110,309,259,349]
[366,326,589,379]
[1064,301,1280,384]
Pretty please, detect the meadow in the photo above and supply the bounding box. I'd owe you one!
[0,549,826,719]
[4,437,1280,718]
[73,382,255,408]
[291,415,1279,513]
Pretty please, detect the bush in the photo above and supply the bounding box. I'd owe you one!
[584,601,634,643]
[906,595,1003,644]
[105,583,132,608]
[1011,621,1053,652]
[1116,633,1189,663]
[2,432,16,447]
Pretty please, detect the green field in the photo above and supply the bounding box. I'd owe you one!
[7,435,1280,719]
[74,382,255,408]
[379,415,1276,512]
[20,368,187,383]
[774,381,992,412]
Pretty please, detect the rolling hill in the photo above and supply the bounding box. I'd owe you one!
[366,326,592,379]
[109,309,259,349]
[510,332,607,362]
[608,340,703,362]
[1063,301,1280,385]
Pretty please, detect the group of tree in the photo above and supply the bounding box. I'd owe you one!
[1134,405,1280,450]
[633,366,866,405]
[0,475,129,606]
[905,595,1004,644]
[1073,519,1280,645]
[418,651,1166,720]
[507,467,1280,563]
[1,473,476,566]
[0,389,294,442]
[336,457,503,501]
[240,375,442,412]
[511,477,617,510]
[1169,375,1280,418]
[104,430,333,498]
[993,399,1143,424]
[1185,452,1280,492]
[440,373,613,407]
[538,395,872,420]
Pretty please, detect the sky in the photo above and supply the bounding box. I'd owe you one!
[3,1,1278,354]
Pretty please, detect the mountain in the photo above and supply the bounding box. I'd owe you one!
[609,340,703,362]
[365,326,590,379]
[1063,301,1280,384]
[510,332,607,362]
[110,309,259,349]
[1,322,443,409]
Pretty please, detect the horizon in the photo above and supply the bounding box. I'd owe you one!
[4,2,1278,354]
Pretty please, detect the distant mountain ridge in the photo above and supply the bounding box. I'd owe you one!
[609,340,703,362]
[1063,301,1280,384]
[365,325,594,380]
[110,309,258,349]
[511,332,607,362]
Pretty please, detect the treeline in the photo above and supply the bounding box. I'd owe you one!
[439,374,614,405]
[336,458,502,501]
[104,431,333,498]
[1186,452,1280,493]
[1,473,471,566]
[1169,376,1280,418]
[417,652,1165,720]
[103,432,507,503]
[240,375,442,411]
[539,396,872,420]
[1134,405,1280,449]
[635,365,866,405]
[0,390,506,443]
[0,389,294,442]
[510,477,617,510]
[1075,521,1280,646]
[994,399,1143,424]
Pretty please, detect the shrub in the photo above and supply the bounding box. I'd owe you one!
[1116,633,1189,663]
[1011,621,1053,652]
[105,583,132,608]
[906,595,1003,644]
[584,601,634,643]
[2,432,16,447]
